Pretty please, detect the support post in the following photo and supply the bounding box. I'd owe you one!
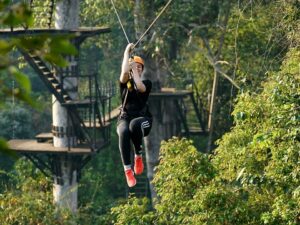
[52,0,79,214]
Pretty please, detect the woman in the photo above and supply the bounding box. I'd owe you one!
[117,43,152,187]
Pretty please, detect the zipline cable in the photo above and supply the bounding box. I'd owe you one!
[110,0,130,44]
[133,0,174,49]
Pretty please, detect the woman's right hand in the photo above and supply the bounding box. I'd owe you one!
[120,43,134,83]
[124,43,134,56]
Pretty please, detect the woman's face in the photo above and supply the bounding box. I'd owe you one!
[134,62,144,76]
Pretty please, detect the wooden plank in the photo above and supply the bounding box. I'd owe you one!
[35,133,53,143]
[8,139,92,154]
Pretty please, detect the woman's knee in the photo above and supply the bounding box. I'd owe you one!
[129,120,141,133]
[117,123,130,136]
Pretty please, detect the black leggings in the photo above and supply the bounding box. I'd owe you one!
[117,116,152,166]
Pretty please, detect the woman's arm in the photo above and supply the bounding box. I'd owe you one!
[120,43,133,83]
[131,64,146,93]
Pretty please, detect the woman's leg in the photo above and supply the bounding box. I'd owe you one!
[117,119,132,166]
[129,117,152,155]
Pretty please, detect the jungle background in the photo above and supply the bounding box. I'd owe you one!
[0,0,299,224]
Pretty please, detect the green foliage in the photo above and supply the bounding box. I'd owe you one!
[0,1,33,28]
[110,197,154,225]
[213,46,300,224]
[0,159,76,225]
[176,0,292,143]
[31,0,55,28]
[0,104,34,139]
[0,1,298,224]
[189,184,257,225]
[152,137,215,224]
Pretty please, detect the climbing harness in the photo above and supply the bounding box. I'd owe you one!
[110,0,174,49]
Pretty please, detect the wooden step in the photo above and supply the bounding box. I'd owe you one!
[38,66,47,71]
[33,59,43,65]
[52,83,61,89]
[44,72,54,78]
[63,95,72,101]
[48,77,59,84]
[35,132,53,143]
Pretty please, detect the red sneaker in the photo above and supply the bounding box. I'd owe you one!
[134,155,144,175]
[125,169,136,187]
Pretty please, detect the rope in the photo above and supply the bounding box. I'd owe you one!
[133,0,174,49]
[110,0,130,44]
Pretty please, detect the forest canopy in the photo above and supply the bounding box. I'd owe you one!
[0,0,299,224]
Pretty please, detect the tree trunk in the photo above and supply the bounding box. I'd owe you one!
[206,4,231,152]
[52,0,79,214]
[207,68,219,152]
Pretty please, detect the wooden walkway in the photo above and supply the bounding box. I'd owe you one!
[8,139,93,154]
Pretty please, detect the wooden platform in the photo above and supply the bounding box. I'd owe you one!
[104,106,120,122]
[83,121,111,128]
[0,27,111,37]
[150,89,192,98]
[8,139,93,154]
[61,99,95,107]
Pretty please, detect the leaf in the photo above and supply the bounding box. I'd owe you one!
[2,2,33,27]
[9,66,31,93]
[17,36,46,51]
[0,138,17,159]
[43,53,68,67]
[49,37,78,55]
[0,40,13,54]
[0,55,10,69]
[0,1,10,11]
[13,89,37,108]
